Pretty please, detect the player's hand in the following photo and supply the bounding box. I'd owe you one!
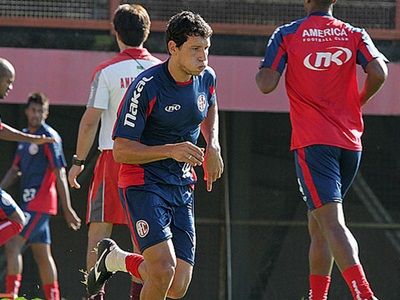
[203,146,224,192]
[34,134,56,144]
[64,209,81,231]
[68,164,85,189]
[170,141,205,166]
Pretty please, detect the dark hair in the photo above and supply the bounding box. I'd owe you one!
[165,11,213,54]
[113,4,150,47]
[26,92,49,108]
[314,0,335,9]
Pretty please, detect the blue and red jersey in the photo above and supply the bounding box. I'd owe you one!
[261,12,387,151]
[13,123,66,215]
[113,60,217,188]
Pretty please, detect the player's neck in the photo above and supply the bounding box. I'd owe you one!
[118,40,144,52]
[167,59,192,83]
[308,6,333,15]
[28,126,40,133]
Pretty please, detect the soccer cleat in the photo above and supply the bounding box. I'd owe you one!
[86,238,117,296]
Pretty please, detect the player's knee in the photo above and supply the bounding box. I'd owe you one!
[4,235,23,257]
[167,281,190,299]
[167,269,191,299]
[148,262,175,289]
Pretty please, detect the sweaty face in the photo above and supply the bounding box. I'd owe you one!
[175,35,210,77]
[25,102,48,129]
[0,73,15,99]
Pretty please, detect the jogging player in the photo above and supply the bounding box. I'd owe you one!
[86,11,224,300]
[256,0,387,299]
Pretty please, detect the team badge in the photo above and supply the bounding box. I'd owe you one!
[29,143,39,155]
[197,94,206,112]
[136,220,149,238]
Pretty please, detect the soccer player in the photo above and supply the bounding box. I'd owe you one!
[67,4,160,300]
[86,11,224,300]
[256,0,387,299]
[1,92,81,300]
[0,58,55,248]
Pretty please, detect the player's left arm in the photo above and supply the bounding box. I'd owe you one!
[55,167,81,231]
[360,57,388,106]
[256,25,286,94]
[200,103,224,192]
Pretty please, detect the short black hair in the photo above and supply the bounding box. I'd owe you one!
[314,0,335,9]
[26,92,49,109]
[113,4,151,47]
[165,11,213,54]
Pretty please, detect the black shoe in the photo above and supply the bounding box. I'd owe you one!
[86,238,117,296]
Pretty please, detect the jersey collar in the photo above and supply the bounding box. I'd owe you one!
[121,47,151,60]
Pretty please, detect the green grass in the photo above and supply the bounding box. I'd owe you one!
[1,298,43,300]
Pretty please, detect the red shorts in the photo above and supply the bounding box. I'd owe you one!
[86,150,127,225]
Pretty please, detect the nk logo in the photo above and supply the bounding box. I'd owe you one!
[303,47,352,71]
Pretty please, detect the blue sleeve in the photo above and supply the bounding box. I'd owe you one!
[47,135,67,169]
[260,26,288,73]
[356,28,389,69]
[207,67,217,106]
[113,76,155,141]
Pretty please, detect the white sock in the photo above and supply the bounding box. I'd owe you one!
[105,247,129,272]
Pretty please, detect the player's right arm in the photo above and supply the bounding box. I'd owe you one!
[0,165,20,190]
[355,29,389,106]
[113,138,204,166]
[0,123,55,144]
[68,107,103,189]
[68,67,108,189]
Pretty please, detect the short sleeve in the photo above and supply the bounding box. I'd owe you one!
[356,29,389,69]
[87,70,110,110]
[260,26,288,74]
[113,77,155,142]
[44,139,67,169]
[206,67,217,106]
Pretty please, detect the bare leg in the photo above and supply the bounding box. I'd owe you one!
[310,202,359,272]
[87,222,113,270]
[5,235,25,276]
[139,240,176,300]
[308,211,334,274]
[31,243,58,284]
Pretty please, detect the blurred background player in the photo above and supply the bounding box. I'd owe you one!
[256,0,388,299]
[0,58,55,249]
[86,10,223,300]
[67,4,160,300]
[0,92,81,299]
